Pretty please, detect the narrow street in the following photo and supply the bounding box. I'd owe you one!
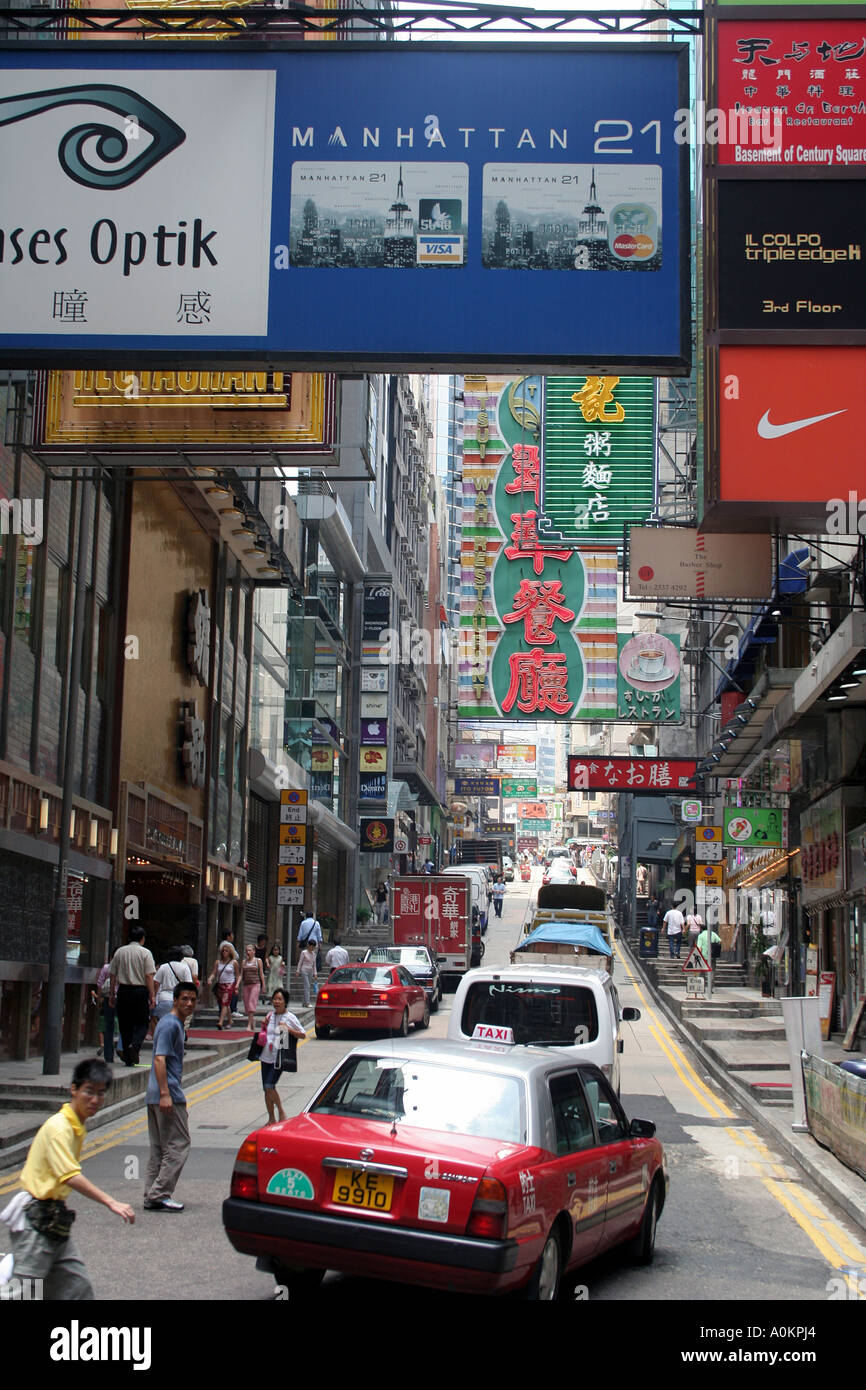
[6,870,861,1307]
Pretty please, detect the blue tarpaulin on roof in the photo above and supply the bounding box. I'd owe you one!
[515,922,612,956]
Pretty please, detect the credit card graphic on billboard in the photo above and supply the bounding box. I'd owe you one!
[289,162,468,268]
[482,163,662,270]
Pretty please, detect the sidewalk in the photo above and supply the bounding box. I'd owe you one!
[0,1003,315,1175]
[620,935,866,1236]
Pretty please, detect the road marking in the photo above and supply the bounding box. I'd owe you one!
[0,1036,312,1193]
[617,941,866,1293]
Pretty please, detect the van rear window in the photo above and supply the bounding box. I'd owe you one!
[460,981,599,1046]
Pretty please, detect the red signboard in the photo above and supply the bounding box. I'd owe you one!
[568,756,698,792]
[392,875,470,972]
[717,19,866,167]
[718,346,866,507]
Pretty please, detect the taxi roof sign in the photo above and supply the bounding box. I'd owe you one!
[472,1024,514,1045]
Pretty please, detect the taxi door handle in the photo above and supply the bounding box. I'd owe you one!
[566,1173,576,1187]
[609,1160,618,1174]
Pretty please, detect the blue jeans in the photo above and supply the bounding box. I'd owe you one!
[668,933,682,958]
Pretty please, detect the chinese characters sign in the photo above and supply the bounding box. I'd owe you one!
[454,776,501,797]
[717,20,866,165]
[539,376,656,544]
[568,756,698,792]
[501,778,538,798]
[459,375,617,721]
[392,876,469,960]
[617,632,682,722]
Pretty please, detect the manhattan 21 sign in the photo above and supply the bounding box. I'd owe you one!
[0,44,689,372]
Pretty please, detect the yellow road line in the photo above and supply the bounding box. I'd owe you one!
[0,1036,311,1193]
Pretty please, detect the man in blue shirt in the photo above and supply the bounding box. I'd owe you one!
[143,982,197,1212]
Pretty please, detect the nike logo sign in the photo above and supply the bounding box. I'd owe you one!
[757,409,846,440]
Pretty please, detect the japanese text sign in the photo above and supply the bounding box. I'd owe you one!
[568,756,698,792]
[617,632,682,722]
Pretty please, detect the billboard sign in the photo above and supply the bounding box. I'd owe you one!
[568,756,697,791]
[723,806,786,848]
[716,19,866,165]
[454,742,498,769]
[360,817,395,853]
[627,527,773,599]
[717,346,866,511]
[616,632,681,722]
[34,369,335,453]
[717,181,866,331]
[0,44,689,372]
[460,376,618,721]
[539,376,656,543]
[501,777,538,798]
[496,744,537,769]
[454,776,501,797]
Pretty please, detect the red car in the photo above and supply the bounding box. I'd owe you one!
[223,1039,668,1300]
[314,964,429,1039]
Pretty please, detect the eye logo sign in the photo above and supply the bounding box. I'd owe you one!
[0,84,185,190]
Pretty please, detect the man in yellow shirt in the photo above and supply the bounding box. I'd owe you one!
[0,1057,135,1299]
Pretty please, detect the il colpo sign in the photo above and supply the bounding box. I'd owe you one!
[0,44,689,372]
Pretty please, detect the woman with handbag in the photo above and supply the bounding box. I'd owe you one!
[240,944,266,1033]
[209,943,239,1030]
[255,988,305,1125]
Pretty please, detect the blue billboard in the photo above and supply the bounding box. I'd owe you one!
[0,44,689,372]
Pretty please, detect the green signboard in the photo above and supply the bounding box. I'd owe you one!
[539,376,656,544]
[521,818,552,832]
[501,777,538,799]
[617,632,682,722]
[723,806,786,848]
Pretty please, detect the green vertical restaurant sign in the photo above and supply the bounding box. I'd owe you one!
[539,376,656,544]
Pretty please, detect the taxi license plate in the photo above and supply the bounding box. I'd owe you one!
[338,1009,367,1018]
[332,1168,394,1211]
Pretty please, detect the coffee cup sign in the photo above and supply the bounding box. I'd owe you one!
[616,631,681,722]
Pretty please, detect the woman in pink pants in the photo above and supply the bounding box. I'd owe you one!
[241,944,265,1032]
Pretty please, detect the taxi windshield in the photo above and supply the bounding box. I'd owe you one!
[310,1056,525,1143]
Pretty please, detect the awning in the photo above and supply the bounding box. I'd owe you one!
[394,760,443,808]
[709,669,798,779]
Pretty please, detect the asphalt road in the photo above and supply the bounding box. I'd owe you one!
[14,870,866,1308]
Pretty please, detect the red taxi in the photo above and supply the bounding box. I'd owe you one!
[314,964,429,1040]
[223,1038,667,1300]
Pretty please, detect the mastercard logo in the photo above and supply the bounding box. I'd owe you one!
[612,233,655,260]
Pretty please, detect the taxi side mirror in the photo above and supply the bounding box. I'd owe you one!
[621,1007,641,1022]
[629,1118,656,1139]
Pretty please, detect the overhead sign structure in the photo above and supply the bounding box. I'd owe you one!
[501,777,538,799]
[460,376,618,721]
[568,756,698,791]
[723,806,786,848]
[539,376,656,544]
[0,44,689,373]
[496,744,537,769]
[627,527,773,599]
[716,18,866,165]
[717,180,866,332]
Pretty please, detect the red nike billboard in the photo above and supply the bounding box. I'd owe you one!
[710,346,866,524]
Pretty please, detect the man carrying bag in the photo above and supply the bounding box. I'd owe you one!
[297,911,323,973]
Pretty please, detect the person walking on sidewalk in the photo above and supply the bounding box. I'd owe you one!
[646,898,660,932]
[325,937,349,972]
[297,941,319,1007]
[697,925,723,966]
[663,902,685,959]
[241,943,266,1032]
[209,943,239,1030]
[491,876,506,919]
[143,982,198,1213]
[110,925,156,1067]
[260,988,305,1125]
[298,910,323,972]
[265,945,285,1001]
[91,958,117,1062]
[0,1058,135,1299]
[685,911,703,955]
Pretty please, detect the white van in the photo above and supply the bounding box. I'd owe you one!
[439,865,490,931]
[447,963,640,1094]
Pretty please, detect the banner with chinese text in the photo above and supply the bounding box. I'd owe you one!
[460,375,617,720]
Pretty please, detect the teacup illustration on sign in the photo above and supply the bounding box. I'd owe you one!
[619,633,680,695]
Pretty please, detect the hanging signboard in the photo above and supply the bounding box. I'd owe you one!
[501,777,538,799]
[0,44,689,373]
[539,376,656,544]
[716,18,866,166]
[616,632,681,722]
[717,180,866,332]
[360,817,395,853]
[723,806,786,848]
[454,776,501,797]
[627,527,773,600]
[568,756,698,791]
[460,376,617,721]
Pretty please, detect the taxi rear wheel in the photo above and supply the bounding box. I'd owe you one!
[520,1229,562,1301]
[394,1009,410,1038]
[314,1024,330,1040]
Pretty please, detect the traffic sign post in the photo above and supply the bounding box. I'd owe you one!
[682,944,711,1000]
